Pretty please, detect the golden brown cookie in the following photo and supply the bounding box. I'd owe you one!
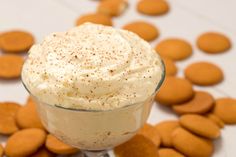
[155,76,194,105]
[154,120,180,147]
[0,116,19,136]
[212,98,236,124]
[16,97,44,129]
[123,21,159,42]
[5,128,46,157]
[180,114,220,139]
[137,0,169,16]
[45,134,79,155]
[197,32,231,54]
[30,148,55,157]
[206,113,224,128]
[0,144,4,157]
[0,102,21,135]
[138,123,161,147]
[172,127,214,157]
[155,38,192,61]
[97,0,128,16]
[0,30,34,53]
[158,148,185,157]
[114,134,159,157]
[75,13,113,26]
[0,55,24,79]
[184,61,224,86]
[172,91,214,115]
[162,57,178,76]
[0,102,21,115]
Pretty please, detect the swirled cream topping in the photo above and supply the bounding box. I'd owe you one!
[22,23,163,110]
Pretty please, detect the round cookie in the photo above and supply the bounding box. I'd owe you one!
[0,30,34,53]
[45,134,79,155]
[206,113,225,128]
[172,127,214,157]
[97,0,128,16]
[16,97,45,129]
[0,144,3,157]
[212,98,236,124]
[0,102,21,115]
[30,148,55,157]
[75,13,113,26]
[114,135,159,157]
[197,32,231,54]
[137,0,169,16]
[123,21,159,42]
[158,148,184,157]
[0,102,21,135]
[0,116,19,135]
[154,120,180,147]
[184,61,224,86]
[155,38,192,61]
[0,55,24,79]
[162,57,178,76]
[138,123,161,147]
[180,114,220,139]
[172,91,214,115]
[5,128,46,157]
[155,76,194,105]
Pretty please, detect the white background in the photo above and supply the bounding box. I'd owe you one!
[0,0,235,156]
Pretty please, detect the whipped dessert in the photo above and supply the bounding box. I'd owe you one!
[22,23,163,110]
[22,23,164,150]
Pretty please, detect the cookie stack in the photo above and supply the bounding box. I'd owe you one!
[0,98,79,157]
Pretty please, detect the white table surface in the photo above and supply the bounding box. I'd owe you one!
[0,0,235,156]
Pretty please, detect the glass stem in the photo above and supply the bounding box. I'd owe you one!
[82,150,109,157]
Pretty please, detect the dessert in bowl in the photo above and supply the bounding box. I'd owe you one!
[21,23,165,156]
